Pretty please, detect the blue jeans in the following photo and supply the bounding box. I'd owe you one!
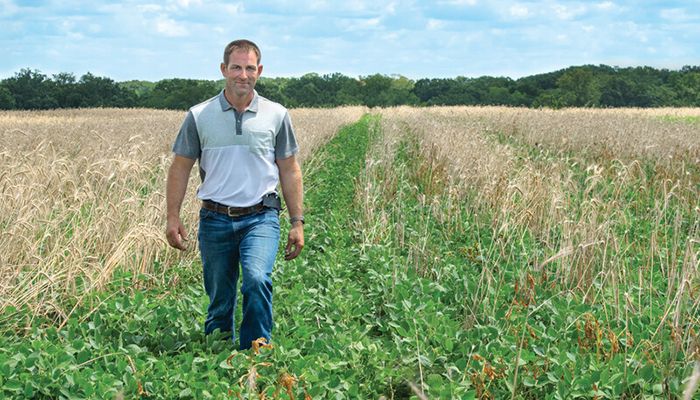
[198,207,280,350]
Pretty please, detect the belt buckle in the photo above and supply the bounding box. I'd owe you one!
[227,207,238,217]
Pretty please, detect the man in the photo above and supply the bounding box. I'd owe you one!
[165,39,304,350]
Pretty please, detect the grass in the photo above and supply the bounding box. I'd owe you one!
[656,115,700,124]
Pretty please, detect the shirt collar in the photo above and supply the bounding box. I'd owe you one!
[218,89,259,113]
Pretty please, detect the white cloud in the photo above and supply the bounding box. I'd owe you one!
[444,0,478,6]
[60,20,75,31]
[223,3,243,14]
[509,4,530,18]
[137,4,163,13]
[345,1,371,12]
[287,0,390,14]
[426,18,445,30]
[596,1,615,11]
[660,8,693,22]
[67,31,85,40]
[175,0,202,7]
[341,17,382,31]
[552,4,587,20]
[383,32,401,41]
[0,0,18,17]
[308,0,329,11]
[353,2,371,12]
[155,15,189,37]
[364,17,381,27]
[615,21,649,44]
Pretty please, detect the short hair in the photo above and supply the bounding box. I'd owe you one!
[223,39,261,65]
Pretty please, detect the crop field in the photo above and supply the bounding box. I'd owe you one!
[0,106,698,399]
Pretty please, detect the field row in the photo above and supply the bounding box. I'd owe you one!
[367,107,699,398]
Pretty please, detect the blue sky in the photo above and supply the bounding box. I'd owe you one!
[2,0,699,82]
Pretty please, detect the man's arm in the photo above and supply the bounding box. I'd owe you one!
[276,155,304,260]
[166,155,196,251]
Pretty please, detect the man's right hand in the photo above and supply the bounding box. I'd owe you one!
[165,155,196,251]
[165,218,189,251]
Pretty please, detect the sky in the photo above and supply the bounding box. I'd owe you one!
[1,0,699,82]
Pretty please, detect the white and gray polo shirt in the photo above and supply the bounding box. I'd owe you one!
[173,90,298,208]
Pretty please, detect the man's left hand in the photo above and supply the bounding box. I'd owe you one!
[284,224,304,260]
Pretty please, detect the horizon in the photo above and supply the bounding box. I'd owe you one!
[7,62,700,84]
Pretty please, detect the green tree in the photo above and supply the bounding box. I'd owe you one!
[533,88,571,109]
[413,77,476,105]
[256,77,291,105]
[514,69,564,106]
[671,72,700,106]
[621,66,673,107]
[283,73,326,107]
[51,72,82,108]
[119,80,156,98]
[326,73,362,106]
[556,67,600,107]
[384,75,418,106]
[282,73,362,107]
[485,86,511,105]
[142,78,218,109]
[599,75,627,107]
[360,74,394,107]
[3,68,58,109]
[0,84,15,109]
[413,78,452,104]
[76,73,136,107]
[466,76,515,105]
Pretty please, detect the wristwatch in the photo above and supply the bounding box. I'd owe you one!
[290,216,305,225]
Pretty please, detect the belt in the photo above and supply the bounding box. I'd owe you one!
[202,200,265,217]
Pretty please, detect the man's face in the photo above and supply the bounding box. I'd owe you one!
[221,49,263,98]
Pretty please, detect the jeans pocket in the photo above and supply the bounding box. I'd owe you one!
[264,209,280,229]
[199,207,216,221]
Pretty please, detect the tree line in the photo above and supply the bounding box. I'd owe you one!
[1,64,699,110]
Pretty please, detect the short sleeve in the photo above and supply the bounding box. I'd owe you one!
[274,111,299,159]
[172,111,201,160]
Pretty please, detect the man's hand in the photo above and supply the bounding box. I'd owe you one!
[165,155,195,251]
[277,154,304,261]
[166,217,189,251]
[284,223,304,260]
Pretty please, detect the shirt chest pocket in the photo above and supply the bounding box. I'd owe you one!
[248,130,274,156]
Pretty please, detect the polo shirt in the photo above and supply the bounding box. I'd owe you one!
[172,90,298,207]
